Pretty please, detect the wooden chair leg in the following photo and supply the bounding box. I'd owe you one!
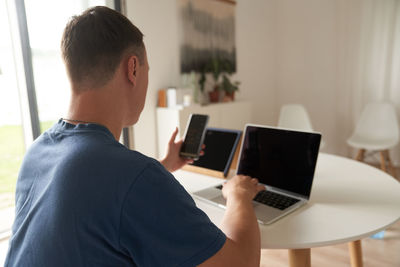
[379,151,387,172]
[384,150,397,178]
[355,149,365,161]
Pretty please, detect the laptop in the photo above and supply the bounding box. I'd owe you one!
[184,128,242,178]
[193,124,321,225]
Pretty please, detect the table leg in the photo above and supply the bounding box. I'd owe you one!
[288,248,311,267]
[348,240,363,267]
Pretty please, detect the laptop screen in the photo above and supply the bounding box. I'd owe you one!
[237,125,321,199]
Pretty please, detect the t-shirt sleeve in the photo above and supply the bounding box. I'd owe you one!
[119,162,226,267]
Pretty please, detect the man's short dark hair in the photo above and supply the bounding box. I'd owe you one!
[61,6,144,90]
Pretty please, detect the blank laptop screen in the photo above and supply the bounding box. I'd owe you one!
[237,125,321,198]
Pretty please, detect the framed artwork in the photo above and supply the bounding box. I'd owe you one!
[178,0,237,73]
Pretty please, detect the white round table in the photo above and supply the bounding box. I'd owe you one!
[174,153,400,267]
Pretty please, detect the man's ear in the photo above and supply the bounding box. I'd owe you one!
[127,55,138,86]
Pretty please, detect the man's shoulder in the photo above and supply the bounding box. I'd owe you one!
[87,141,170,185]
[28,126,167,185]
[104,144,160,170]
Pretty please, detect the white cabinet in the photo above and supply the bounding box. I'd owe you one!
[156,101,252,157]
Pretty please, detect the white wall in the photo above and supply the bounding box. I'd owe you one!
[127,0,181,157]
[235,0,277,126]
[274,0,400,164]
[127,0,277,158]
[275,0,341,154]
[127,0,399,165]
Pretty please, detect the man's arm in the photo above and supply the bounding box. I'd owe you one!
[198,175,265,267]
[160,127,263,266]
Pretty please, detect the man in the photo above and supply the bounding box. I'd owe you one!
[5,6,264,267]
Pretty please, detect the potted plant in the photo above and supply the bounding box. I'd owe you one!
[204,58,239,103]
[221,73,240,102]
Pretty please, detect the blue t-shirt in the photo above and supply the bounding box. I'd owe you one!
[5,120,226,267]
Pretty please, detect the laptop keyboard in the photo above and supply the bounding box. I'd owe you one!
[215,185,300,210]
[253,190,300,210]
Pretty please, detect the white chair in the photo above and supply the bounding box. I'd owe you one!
[278,104,325,148]
[347,102,399,177]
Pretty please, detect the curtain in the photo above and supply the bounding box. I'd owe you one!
[345,0,400,165]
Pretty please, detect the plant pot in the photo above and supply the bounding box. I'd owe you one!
[209,90,220,103]
[223,91,235,102]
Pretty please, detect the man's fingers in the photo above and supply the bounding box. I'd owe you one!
[169,127,179,144]
[256,184,266,192]
[249,178,264,194]
[250,178,258,184]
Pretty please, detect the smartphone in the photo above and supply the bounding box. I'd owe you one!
[180,114,209,160]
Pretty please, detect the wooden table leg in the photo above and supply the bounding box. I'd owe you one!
[288,248,311,267]
[349,240,363,267]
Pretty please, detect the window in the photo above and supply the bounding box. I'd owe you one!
[25,0,115,132]
[0,1,117,264]
[0,0,24,235]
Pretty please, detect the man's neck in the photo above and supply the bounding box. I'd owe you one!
[66,90,124,140]
[64,113,123,141]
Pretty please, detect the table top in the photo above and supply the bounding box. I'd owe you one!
[173,153,400,249]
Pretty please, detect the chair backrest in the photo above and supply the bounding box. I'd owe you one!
[278,104,314,131]
[353,102,399,142]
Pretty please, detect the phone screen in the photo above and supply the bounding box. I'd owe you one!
[180,114,209,159]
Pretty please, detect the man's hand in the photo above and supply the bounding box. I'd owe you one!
[160,127,193,172]
[222,175,265,203]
